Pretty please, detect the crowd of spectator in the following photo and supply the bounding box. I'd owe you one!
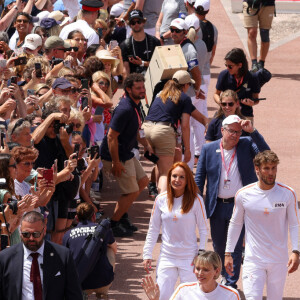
[0,0,297,299]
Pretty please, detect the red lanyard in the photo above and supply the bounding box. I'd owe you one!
[235,75,244,88]
[134,108,141,129]
[220,141,237,180]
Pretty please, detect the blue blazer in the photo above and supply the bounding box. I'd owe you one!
[0,240,83,300]
[195,130,270,218]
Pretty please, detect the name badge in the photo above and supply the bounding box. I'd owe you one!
[273,202,286,208]
[139,129,145,138]
[223,179,231,190]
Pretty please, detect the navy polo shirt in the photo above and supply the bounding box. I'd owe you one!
[146,92,194,124]
[62,220,115,290]
[216,70,260,117]
[100,95,140,162]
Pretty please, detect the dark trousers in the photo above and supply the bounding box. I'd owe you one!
[210,201,245,288]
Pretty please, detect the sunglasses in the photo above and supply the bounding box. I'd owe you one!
[225,63,234,70]
[11,118,25,135]
[21,228,44,238]
[170,28,183,33]
[71,123,81,129]
[16,19,29,24]
[32,122,41,126]
[66,47,79,52]
[21,161,35,166]
[98,81,110,87]
[8,163,16,168]
[70,87,80,93]
[72,131,82,136]
[221,102,235,107]
[130,20,142,26]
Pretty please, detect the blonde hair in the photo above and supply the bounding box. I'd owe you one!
[26,56,50,73]
[92,71,112,98]
[58,67,75,77]
[187,27,197,43]
[94,18,108,29]
[160,79,183,105]
[193,251,222,279]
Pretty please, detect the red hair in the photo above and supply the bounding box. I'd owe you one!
[166,162,197,214]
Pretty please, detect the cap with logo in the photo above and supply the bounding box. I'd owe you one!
[170,18,188,31]
[172,70,195,85]
[23,34,42,50]
[52,78,73,90]
[222,115,241,127]
[194,0,210,11]
[44,36,70,50]
[128,10,146,22]
[80,0,104,11]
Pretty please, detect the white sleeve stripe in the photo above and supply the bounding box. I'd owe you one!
[196,195,209,231]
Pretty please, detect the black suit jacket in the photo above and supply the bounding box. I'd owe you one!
[0,240,83,300]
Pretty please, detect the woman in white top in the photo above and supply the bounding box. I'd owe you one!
[143,162,208,300]
[142,251,241,300]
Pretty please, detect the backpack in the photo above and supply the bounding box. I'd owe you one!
[74,218,111,283]
[200,20,214,52]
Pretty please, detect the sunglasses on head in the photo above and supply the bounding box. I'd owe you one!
[225,63,234,70]
[130,20,142,26]
[170,28,183,33]
[221,102,235,107]
[11,119,25,135]
[21,228,44,238]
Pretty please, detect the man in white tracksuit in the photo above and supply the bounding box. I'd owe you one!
[225,150,300,299]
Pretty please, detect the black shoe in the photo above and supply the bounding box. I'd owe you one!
[257,61,264,70]
[251,62,259,73]
[120,213,138,232]
[111,222,133,237]
[148,182,158,198]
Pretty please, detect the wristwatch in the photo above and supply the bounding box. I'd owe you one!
[141,61,145,67]
[160,34,165,42]
[13,5,18,10]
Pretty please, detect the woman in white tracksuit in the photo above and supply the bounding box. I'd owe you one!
[143,162,208,300]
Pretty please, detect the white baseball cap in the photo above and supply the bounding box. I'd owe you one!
[170,18,188,31]
[173,70,195,85]
[222,115,241,127]
[194,0,210,11]
[185,14,200,30]
[110,3,124,17]
[23,34,42,50]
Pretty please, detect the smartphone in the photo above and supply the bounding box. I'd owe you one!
[73,143,80,160]
[97,28,103,38]
[128,55,137,60]
[95,106,104,115]
[0,59,7,68]
[144,151,159,164]
[81,97,88,110]
[14,56,27,66]
[0,132,5,148]
[252,98,267,102]
[90,145,100,159]
[63,60,71,69]
[27,89,35,96]
[10,76,17,85]
[81,78,89,90]
[42,169,53,187]
[109,40,118,50]
[35,63,42,78]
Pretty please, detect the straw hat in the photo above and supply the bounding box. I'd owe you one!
[96,49,120,68]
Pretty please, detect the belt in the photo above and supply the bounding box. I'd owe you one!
[217,197,235,203]
[144,120,173,127]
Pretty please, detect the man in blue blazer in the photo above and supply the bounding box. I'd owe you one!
[195,115,270,288]
[0,211,83,300]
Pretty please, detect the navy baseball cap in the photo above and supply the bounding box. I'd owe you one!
[52,78,72,89]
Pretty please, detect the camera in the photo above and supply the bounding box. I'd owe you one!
[51,57,63,66]
[0,179,18,215]
[53,120,73,134]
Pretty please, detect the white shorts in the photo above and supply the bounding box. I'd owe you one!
[242,260,287,300]
[156,255,196,300]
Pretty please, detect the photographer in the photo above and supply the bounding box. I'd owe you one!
[63,203,117,299]
[32,104,80,244]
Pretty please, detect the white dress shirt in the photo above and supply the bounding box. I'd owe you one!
[22,242,44,300]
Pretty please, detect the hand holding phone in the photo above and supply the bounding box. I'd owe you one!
[144,151,159,164]
[90,145,100,159]
[35,63,42,78]
[42,169,54,187]
[73,143,80,160]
